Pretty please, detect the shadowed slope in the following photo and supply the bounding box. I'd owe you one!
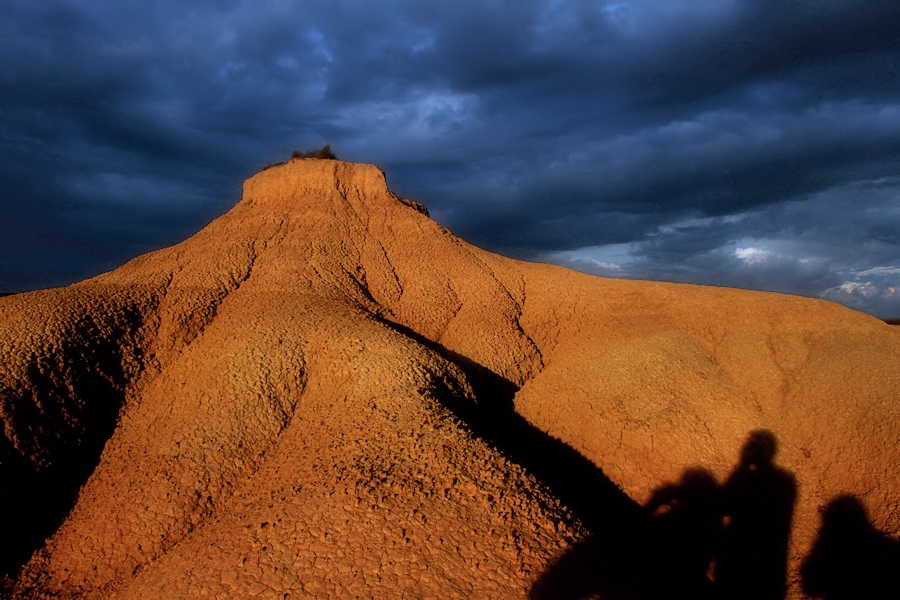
[2,159,898,598]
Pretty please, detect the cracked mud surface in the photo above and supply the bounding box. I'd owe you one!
[2,159,898,598]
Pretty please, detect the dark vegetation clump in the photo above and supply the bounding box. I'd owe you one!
[292,145,337,160]
[398,197,430,217]
[261,145,338,171]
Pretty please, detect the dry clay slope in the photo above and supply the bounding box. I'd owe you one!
[3,159,576,599]
[1,158,898,598]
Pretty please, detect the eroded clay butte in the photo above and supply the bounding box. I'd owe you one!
[2,159,898,599]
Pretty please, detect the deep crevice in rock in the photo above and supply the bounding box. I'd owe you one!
[0,307,147,585]
[380,319,645,535]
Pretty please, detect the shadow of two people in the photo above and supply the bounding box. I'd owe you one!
[532,430,796,600]
[533,430,900,599]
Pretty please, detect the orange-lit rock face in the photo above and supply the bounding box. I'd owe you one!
[2,159,898,599]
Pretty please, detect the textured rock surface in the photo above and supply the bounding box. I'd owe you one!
[2,159,898,598]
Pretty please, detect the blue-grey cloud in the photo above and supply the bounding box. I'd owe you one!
[1,1,898,317]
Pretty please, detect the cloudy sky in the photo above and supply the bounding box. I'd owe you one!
[2,1,899,318]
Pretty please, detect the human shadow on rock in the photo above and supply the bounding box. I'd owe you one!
[801,495,900,599]
[532,430,797,600]
[379,320,797,599]
[714,430,797,600]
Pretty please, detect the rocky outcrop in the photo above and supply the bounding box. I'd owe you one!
[2,159,898,598]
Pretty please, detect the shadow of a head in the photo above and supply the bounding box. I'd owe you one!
[647,467,718,522]
[821,496,871,533]
[801,495,900,599]
[739,430,778,470]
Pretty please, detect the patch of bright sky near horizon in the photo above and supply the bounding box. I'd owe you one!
[1,0,899,318]
[548,178,900,317]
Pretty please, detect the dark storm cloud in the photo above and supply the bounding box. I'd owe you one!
[1,1,898,316]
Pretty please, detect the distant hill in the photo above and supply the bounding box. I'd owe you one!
[3,158,898,598]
